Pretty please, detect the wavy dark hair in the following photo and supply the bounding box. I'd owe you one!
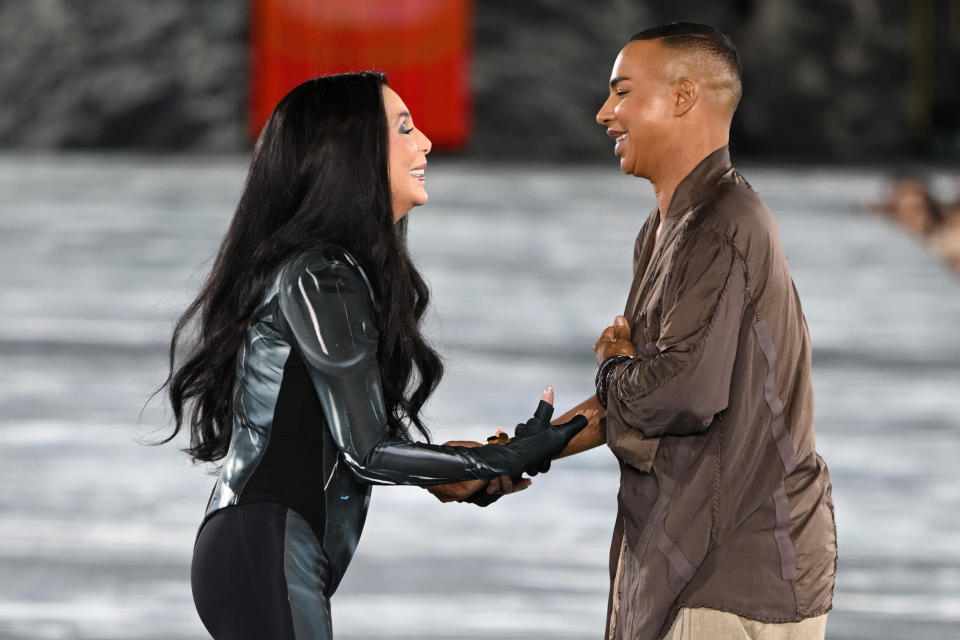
[160,72,443,462]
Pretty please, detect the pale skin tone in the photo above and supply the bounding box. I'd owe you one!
[383,85,432,222]
[384,86,559,498]
[428,41,738,501]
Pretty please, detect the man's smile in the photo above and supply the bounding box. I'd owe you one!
[607,129,628,156]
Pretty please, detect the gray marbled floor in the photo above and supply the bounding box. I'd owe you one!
[0,155,958,639]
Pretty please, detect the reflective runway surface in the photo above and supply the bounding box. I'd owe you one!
[0,155,958,639]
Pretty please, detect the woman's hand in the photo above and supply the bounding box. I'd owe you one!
[594,315,636,365]
[424,440,532,502]
[424,386,557,503]
[425,440,487,502]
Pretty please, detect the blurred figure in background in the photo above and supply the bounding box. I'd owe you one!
[867,174,945,236]
[930,205,960,273]
[933,180,960,271]
[867,174,960,273]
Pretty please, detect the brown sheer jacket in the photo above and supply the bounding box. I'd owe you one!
[603,147,837,639]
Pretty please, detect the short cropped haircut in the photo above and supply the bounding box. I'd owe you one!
[630,22,742,95]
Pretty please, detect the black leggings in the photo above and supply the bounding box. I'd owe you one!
[192,502,333,639]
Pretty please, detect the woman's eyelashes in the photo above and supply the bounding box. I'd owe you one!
[399,122,413,134]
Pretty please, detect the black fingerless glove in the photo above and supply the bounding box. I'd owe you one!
[460,400,587,506]
[508,400,588,476]
[443,401,588,503]
[459,486,503,507]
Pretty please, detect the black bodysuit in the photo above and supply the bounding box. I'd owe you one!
[190,246,584,639]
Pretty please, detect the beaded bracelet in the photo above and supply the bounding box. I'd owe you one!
[595,354,633,409]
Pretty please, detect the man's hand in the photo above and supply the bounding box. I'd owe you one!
[594,315,636,364]
[424,440,532,503]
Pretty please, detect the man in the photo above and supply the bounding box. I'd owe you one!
[431,21,836,640]
[588,22,837,639]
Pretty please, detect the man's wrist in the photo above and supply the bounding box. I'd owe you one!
[595,355,632,409]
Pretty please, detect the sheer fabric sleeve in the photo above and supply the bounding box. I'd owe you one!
[606,230,747,438]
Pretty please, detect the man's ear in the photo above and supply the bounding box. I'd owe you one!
[674,78,698,116]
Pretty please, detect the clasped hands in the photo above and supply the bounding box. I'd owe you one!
[426,315,634,505]
[424,386,556,504]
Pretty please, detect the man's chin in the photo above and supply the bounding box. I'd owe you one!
[619,157,649,179]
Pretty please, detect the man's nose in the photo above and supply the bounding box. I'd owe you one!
[596,96,614,125]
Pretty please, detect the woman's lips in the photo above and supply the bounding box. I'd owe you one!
[410,163,426,183]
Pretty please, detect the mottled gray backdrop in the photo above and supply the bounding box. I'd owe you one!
[0,156,958,638]
[1,2,958,638]
[0,0,958,159]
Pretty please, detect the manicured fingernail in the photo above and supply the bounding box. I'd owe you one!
[544,385,553,395]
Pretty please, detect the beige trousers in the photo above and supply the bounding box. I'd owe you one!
[663,607,827,640]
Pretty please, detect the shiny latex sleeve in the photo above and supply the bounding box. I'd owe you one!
[277,247,587,486]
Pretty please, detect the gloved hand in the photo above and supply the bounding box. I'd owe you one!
[462,401,586,502]
[509,400,588,476]
[460,486,503,507]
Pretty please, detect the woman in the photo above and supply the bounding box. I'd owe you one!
[162,72,586,639]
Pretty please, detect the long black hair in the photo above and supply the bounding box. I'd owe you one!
[161,72,443,462]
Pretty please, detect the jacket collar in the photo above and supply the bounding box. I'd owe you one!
[664,145,732,218]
